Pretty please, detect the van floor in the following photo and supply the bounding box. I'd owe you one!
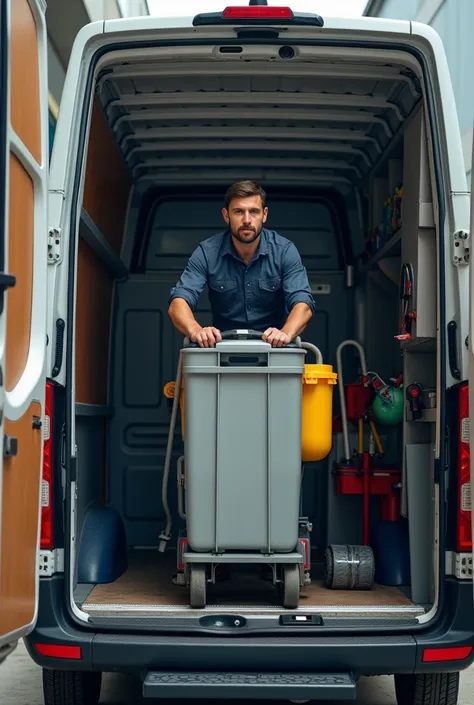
[77,550,425,616]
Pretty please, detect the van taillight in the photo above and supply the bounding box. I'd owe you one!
[41,382,53,550]
[457,383,472,553]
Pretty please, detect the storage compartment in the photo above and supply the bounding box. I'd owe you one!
[65,38,440,626]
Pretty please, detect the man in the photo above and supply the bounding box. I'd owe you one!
[168,181,315,347]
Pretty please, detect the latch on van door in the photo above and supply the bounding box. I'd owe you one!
[3,435,18,458]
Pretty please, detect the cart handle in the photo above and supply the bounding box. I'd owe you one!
[220,329,264,339]
[183,330,303,347]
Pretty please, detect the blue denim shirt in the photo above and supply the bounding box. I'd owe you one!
[169,228,315,332]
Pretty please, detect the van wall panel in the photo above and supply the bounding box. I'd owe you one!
[10,0,41,163]
[123,310,162,407]
[83,97,131,256]
[75,239,113,405]
[6,155,33,392]
[0,402,42,634]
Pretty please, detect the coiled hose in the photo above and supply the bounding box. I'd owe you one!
[336,339,368,463]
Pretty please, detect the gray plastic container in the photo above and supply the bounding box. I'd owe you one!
[182,338,306,554]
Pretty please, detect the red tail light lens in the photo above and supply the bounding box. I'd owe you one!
[35,644,82,660]
[457,383,472,552]
[222,6,294,19]
[40,382,53,550]
[422,646,473,663]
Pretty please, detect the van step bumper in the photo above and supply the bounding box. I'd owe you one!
[142,671,356,700]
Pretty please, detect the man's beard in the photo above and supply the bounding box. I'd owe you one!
[231,224,261,245]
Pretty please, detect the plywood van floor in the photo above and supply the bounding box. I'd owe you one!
[81,550,421,614]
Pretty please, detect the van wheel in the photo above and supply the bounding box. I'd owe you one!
[42,668,102,705]
[394,672,460,705]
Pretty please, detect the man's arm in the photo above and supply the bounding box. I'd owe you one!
[262,242,315,347]
[281,301,313,339]
[168,246,222,347]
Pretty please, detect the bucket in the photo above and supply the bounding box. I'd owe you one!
[302,364,338,462]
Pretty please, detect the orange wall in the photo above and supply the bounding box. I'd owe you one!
[75,97,131,405]
[75,240,114,405]
[82,96,132,256]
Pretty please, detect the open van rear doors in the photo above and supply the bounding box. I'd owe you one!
[0,0,49,657]
[470,128,474,586]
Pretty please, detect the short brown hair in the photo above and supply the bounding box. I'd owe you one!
[224,180,267,210]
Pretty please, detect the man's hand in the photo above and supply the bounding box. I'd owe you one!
[189,326,222,348]
[262,327,292,348]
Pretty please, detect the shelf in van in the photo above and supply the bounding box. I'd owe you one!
[359,229,402,274]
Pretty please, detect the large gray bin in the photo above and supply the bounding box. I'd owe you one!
[182,338,305,554]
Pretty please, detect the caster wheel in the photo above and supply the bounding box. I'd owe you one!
[189,564,207,608]
[324,544,375,590]
[279,564,300,609]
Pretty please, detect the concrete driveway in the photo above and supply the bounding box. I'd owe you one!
[0,640,473,704]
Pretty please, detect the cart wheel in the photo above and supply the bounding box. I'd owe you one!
[324,544,375,590]
[189,564,207,608]
[281,565,300,609]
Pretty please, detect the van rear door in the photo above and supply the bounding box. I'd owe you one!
[0,0,49,655]
[470,127,474,590]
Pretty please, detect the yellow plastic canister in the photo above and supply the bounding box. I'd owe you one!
[163,380,185,440]
[301,364,338,462]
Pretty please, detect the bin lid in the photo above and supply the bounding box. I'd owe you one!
[303,364,338,384]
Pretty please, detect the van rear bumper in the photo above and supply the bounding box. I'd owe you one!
[25,576,474,677]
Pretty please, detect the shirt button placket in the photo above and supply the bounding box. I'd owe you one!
[245,273,252,322]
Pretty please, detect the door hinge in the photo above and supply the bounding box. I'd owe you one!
[453,229,470,265]
[48,227,61,264]
[445,551,473,579]
[38,549,64,577]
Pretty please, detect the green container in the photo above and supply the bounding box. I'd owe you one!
[371,385,404,425]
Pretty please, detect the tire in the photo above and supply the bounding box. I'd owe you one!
[394,672,460,705]
[281,564,300,609]
[189,563,207,608]
[324,544,375,590]
[42,668,102,705]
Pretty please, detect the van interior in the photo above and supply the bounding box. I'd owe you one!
[69,36,441,626]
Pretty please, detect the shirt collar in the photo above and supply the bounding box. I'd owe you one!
[222,228,268,259]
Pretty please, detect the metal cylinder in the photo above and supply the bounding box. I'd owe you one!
[324,544,375,590]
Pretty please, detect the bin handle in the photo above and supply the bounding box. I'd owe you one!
[220,329,264,339]
[184,330,303,347]
[301,341,323,364]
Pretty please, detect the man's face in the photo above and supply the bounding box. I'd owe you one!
[222,195,268,245]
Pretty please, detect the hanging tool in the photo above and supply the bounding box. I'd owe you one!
[395,262,416,341]
[336,339,370,463]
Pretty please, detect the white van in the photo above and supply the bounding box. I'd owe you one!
[1,1,473,703]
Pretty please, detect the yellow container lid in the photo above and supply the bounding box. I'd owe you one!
[303,364,338,384]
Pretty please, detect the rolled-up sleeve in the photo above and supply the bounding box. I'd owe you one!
[168,245,208,311]
[281,242,315,314]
